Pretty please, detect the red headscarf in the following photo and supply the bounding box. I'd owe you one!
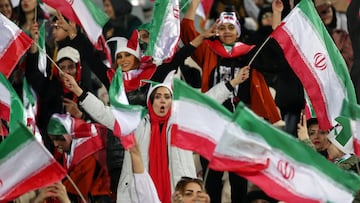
[147,99,172,203]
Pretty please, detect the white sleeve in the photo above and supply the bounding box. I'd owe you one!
[132,172,161,203]
[205,81,233,104]
[79,92,115,130]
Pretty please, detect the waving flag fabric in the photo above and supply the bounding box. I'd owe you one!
[214,102,360,202]
[0,123,66,201]
[340,100,360,156]
[47,113,105,169]
[109,68,146,149]
[0,13,32,78]
[37,21,47,77]
[0,73,25,133]
[271,0,356,131]
[170,79,232,160]
[145,0,180,63]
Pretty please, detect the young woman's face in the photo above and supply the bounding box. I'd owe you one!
[217,22,238,45]
[261,12,273,26]
[103,0,115,19]
[308,124,330,152]
[182,182,203,203]
[116,52,140,72]
[318,5,333,26]
[49,135,72,153]
[152,87,172,117]
[52,21,69,42]
[21,0,36,13]
[0,0,12,19]
[58,59,77,79]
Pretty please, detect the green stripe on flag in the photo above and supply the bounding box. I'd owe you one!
[0,123,33,161]
[173,79,232,119]
[145,0,170,56]
[82,0,109,26]
[0,73,25,132]
[341,100,360,119]
[298,0,356,103]
[234,102,360,193]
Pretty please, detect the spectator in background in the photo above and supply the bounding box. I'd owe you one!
[0,0,16,21]
[102,0,142,40]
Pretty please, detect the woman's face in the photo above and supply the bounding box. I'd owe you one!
[152,87,172,117]
[217,22,238,45]
[182,182,203,203]
[308,124,330,151]
[0,0,12,19]
[261,12,273,27]
[116,52,140,72]
[52,21,69,42]
[318,5,333,26]
[21,0,36,14]
[103,0,115,19]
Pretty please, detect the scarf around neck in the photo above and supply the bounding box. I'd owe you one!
[206,39,255,58]
[147,100,172,203]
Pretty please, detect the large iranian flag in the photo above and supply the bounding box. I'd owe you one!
[170,79,232,160]
[211,102,360,202]
[0,13,32,78]
[0,123,66,201]
[0,73,26,133]
[109,68,146,149]
[271,0,356,131]
[145,0,180,63]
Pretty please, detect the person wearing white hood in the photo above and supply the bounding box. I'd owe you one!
[61,66,250,202]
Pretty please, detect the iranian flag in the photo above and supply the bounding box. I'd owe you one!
[211,102,360,202]
[0,123,66,201]
[145,0,180,63]
[340,100,360,156]
[0,13,32,78]
[271,0,356,131]
[169,79,232,160]
[47,113,106,169]
[180,0,213,20]
[109,68,146,149]
[38,21,47,77]
[0,73,26,133]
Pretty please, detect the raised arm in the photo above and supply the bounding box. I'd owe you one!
[272,0,284,29]
[183,0,201,20]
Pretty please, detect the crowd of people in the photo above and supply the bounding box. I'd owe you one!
[0,0,359,202]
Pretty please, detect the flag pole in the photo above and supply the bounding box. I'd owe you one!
[247,36,271,66]
[66,174,87,203]
[180,0,191,12]
[32,41,64,75]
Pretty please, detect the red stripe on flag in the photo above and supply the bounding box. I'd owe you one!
[0,102,10,121]
[0,32,32,78]
[113,121,135,150]
[354,139,360,158]
[41,0,81,25]
[170,124,216,160]
[271,26,332,130]
[209,156,269,174]
[242,172,320,203]
[2,161,66,201]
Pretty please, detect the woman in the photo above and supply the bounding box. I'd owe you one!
[102,0,142,39]
[0,0,16,21]
[17,0,46,33]
[61,61,249,202]
[129,139,211,203]
[180,0,280,202]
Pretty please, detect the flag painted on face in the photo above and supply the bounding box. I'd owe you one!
[170,79,232,160]
[109,68,146,149]
[0,123,66,201]
[47,113,106,170]
[213,102,360,202]
[145,0,180,63]
[340,100,360,156]
[271,0,356,131]
[0,73,26,133]
[0,13,32,78]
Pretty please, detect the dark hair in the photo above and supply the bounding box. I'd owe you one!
[306,118,318,128]
[17,0,46,27]
[175,177,205,195]
[149,86,172,105]
[223,4,240,20]
[257,6,273,26]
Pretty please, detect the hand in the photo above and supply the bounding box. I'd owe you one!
[63,98,83,118]
[32,182,70,203]
[200,23,218,39]
[172,191,184,203]
[272,0,284,14]
[29,22,39,53]
[297,111,309,140]
[230,66,250,87]
[61,72,83,96]
[195,192,211,203]
[55,10,77,39]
